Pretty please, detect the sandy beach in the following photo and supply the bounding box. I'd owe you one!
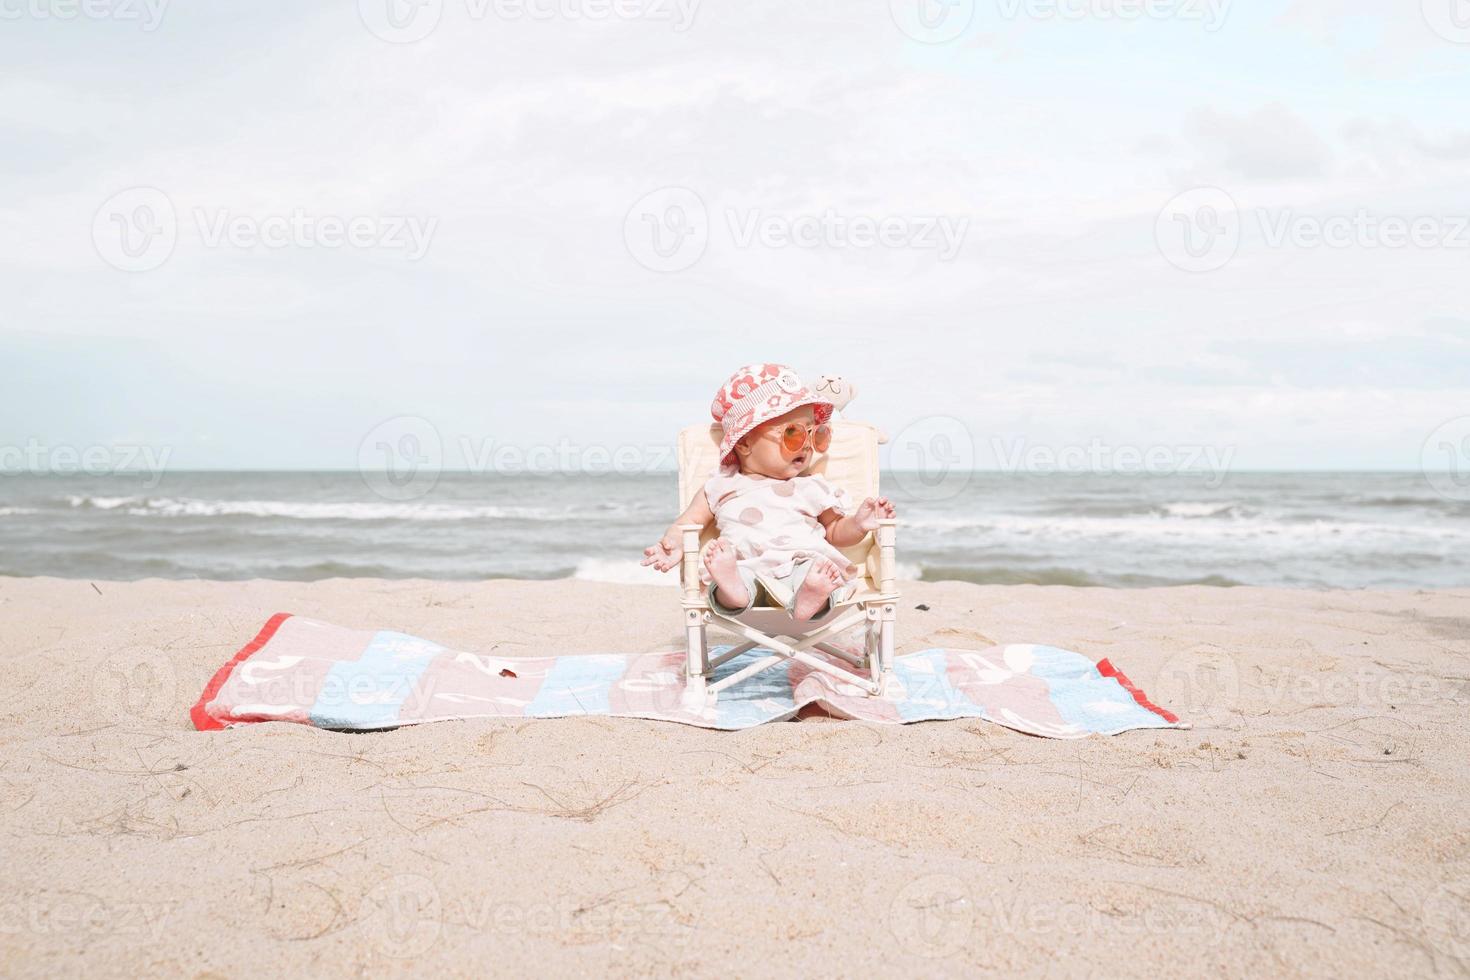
[2,576,1468,977]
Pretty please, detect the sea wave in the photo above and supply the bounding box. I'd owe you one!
[63,495,566,522]
[1158,501,1245,519]
[899,512,1470,542]
[0,507,39,517]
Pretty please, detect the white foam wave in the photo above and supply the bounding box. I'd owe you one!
[901,512,1470,543]
[66,495,559,522]
[0,507,38,517]
[571,558,674,586]
[1159,501,1240,519]
[570,557,924,586]
[66,494,138,510]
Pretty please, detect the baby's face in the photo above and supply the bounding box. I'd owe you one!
[735,405,820,480]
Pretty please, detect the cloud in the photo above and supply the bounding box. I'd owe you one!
[0,1,1466,468]
[1187,103,1331,180]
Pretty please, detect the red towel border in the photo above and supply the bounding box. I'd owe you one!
[1095,657,1180,724]
[189,612,293,731]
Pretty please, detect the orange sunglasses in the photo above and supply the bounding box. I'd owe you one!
[771,421,832,458]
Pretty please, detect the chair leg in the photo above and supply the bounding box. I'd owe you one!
[866,606,882,689]
[879,602,896,691]
[685,608,708,700]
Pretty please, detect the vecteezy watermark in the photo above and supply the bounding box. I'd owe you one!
[1421,0,1470,44]
[356,416,684,501]
[360,875,442,958]
[1155,186,1241,273]
[890,0,1228,43]
[0,0,169,30]
[0,895,172,942]
[92,187,437,271]
[357,874,690,956]
[889,0,976,44]
[623,187,971,273]
[459,894,688,945]
[726,209,969,261]
[992,0,1230,31]
[1421,416,1470,503]
[92,645,178,725]
[359,416,444,502]
[193,209,436,259]
[0,439,172,486]
[92,187,178,273]
[889,874,974,958]
[357,0,699,43]
[991,437,1236,488]
[1157,186,1470,273]
[1152,645,1238,724]
[889,416,976,503]
[991,892,1229,945]
[623,187,709,273]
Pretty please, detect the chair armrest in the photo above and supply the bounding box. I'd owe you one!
[677,523,705,602]
[875,518,898,595]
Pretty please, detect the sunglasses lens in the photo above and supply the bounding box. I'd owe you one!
[812,425,831,452]
[781,425,806,454]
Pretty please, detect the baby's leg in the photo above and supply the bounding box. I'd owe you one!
[791,558,846,622]
[703,539,753,614]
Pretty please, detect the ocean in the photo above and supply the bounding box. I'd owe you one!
[1,471,1466,589]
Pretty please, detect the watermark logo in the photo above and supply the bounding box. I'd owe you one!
[1152,646,1239,724]
[359,416,443,502]
[889,874,973,958]
[358,0,444,42]
[92,646,177,725]
[624,187,709,273]
[1422,416,1470,502]
[889,0,975,43]
[1156,186,1240,273]
[360,875,442,957]
[1422,0,1470,43]
[0,0,170,30]
[93,187,177,273]
[889,416,976,502]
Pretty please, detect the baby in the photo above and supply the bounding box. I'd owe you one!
[642,363,896,622]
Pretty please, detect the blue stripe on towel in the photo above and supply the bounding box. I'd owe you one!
[309,631,442,729]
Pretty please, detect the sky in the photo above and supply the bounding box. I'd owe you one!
[1,0,1468,474]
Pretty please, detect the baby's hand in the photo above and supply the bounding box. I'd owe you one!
[852,496,896,532]
[641,534,681,573]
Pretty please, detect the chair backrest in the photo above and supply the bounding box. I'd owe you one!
[676,420,883,582]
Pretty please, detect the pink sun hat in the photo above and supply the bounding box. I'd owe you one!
[710,363,833,466]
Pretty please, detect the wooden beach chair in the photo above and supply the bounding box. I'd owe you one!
[675,420,899,703]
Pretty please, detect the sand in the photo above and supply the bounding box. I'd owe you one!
[1,576,1468,977]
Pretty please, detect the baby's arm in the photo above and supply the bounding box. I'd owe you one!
[820,496,896,548]
[641,490,715,572]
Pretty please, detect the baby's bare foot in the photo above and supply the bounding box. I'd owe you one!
[702,539,749,610]
[793,559,843,622]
